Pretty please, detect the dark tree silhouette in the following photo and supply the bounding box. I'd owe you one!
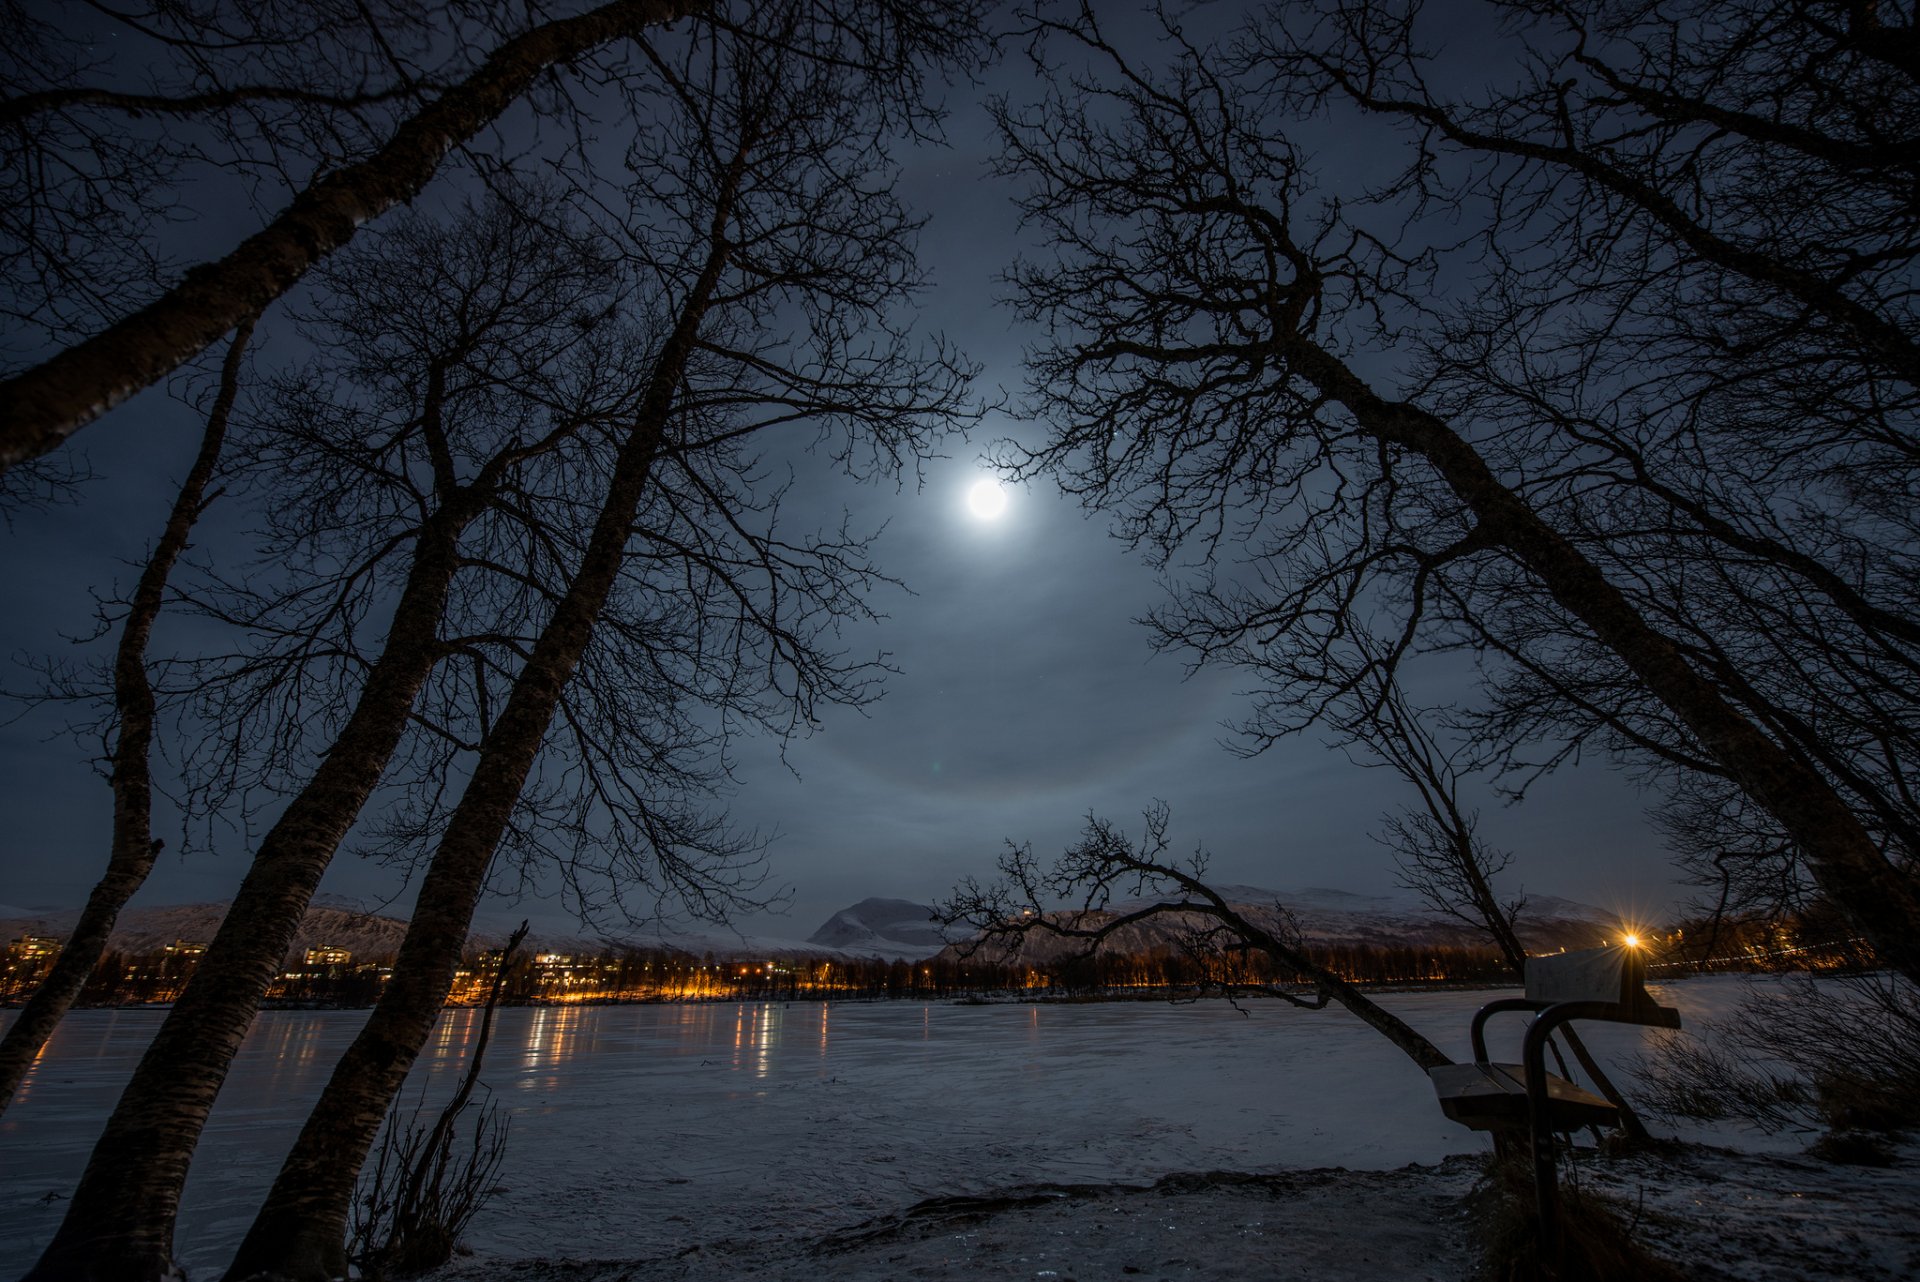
[214,9,977,1281]
[0,321,250,1117]
[941,803,1452,1070]
[988,6,1920,985]
[1,0,463,346]
[1319,647,1649,1139]
[0,0,708,471]
[1249,0,1920,923]
[0,0,991,475]
[20,190,644,1282]
[348,922,528,1279]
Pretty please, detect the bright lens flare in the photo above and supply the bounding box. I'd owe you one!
[967,477,1008,520]
[1623,933,1641,948]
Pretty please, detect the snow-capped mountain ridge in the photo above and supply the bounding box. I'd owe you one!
[804,896,952,959]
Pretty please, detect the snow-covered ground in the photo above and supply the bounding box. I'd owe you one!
[2,976,1914,1280]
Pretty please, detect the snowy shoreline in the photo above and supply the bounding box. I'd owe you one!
[435,1141,1920,1282]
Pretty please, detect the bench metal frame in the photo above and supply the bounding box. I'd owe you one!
[1440,946,1680,1260]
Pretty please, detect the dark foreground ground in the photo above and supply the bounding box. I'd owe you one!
[436,1140,1918,1282]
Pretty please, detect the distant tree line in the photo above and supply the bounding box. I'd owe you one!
[20,926,1873,1012]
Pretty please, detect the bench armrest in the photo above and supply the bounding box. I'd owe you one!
[1469,997,1543,1063]
[1521,999,1681,1092]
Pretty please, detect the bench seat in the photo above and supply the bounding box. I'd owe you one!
[1428,1061,1618,1133]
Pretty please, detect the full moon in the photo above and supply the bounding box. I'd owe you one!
[966,478,1008,520]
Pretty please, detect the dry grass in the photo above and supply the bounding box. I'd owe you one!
[1637,972,1920,1142]
[1473,1152,1691,1282]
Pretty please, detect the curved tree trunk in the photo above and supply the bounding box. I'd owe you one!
[0,0,705,477]
[222,168,741,1282]
[0,322,251,1117]
[22,497,480,1282]
[1301,957,1452,1070]
[1210,903,1451,1071]
[1037,845,1456,1072]
[1288,339,1920,988]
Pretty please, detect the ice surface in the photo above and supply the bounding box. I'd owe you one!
[0,975,1897,1277]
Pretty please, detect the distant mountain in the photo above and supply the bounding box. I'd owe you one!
[806,897,951,960]
[597,923,847,961]
[934,883,1624,966]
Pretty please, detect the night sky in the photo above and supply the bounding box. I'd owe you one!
[0,5,1682,944]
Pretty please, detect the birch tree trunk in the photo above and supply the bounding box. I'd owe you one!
[221,164,741,1282]
[1286,339,1920,987]
[0,0,705,476]
[21,494,481,1282]
[0,321,251,1118]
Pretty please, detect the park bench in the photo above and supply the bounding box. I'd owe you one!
[1428,943,1680,1255]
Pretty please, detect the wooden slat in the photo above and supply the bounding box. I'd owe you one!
[1428,1062,1619,1133]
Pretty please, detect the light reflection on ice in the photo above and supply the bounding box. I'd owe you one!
[0,976,1818,1273]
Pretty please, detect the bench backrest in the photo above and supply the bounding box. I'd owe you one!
[1523,944,1650,1007]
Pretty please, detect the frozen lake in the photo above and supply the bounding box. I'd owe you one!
[0,981,1748,1274]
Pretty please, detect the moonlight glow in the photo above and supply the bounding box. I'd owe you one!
[966,478,1008,520]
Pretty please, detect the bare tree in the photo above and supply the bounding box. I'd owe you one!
[0,0,707,471]
[1329,666,1529,970]
[19,190,640,1282]
[0,1,482,344]
[0,320,250,1117]
[1248,0,1920,919]
[942,803,1451,1069]
[214,11,978,1280]
[11,3,985,1275]
[1321,651,1650,1138]
[0,0,993,475]
[987,5,1920,984]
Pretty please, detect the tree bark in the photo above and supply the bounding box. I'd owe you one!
[0,0,706,477]
[1210,904,1451,1071]
[22,494,481,1282]
[1286,338,1920,988]
[1302,957,1451,1070]
[0,321,251,1118]
[222,159,744,1282]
